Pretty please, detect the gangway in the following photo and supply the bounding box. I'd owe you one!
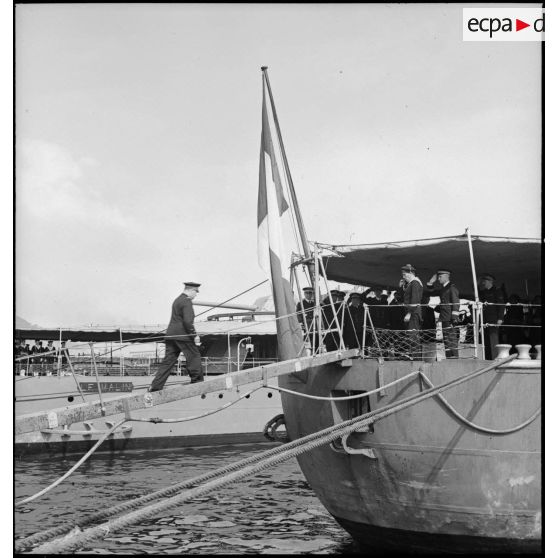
[15,349,359,437]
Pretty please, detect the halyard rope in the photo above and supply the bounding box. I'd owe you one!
[23,355,518,553]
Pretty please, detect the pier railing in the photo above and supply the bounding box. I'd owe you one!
[14,354,279,378]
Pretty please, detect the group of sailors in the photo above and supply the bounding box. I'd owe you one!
[14,339,68,367]
[296,265,542,360]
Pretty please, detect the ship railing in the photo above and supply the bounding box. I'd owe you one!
[289,245,542,359]
[200,356,278,376]
[363,327,474,361]
[14,353,280,378]
[292,297,542,361]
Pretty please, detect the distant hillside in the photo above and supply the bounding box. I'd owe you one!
[15,316,40,329]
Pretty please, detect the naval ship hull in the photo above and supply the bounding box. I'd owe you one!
[279,357,541,553]
[15,374,282,457]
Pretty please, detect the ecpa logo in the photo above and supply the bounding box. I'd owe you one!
[463,8,544,41]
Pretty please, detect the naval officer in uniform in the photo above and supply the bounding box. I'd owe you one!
[149,281,204,392]
[296,287,315,332]
[425,269,461,358]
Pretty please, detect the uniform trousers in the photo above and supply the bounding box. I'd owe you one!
[484,326,500,360]
[150,338,203,391]
[441,321,459,358]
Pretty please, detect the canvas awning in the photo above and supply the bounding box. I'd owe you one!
[320,234,542,299]
[15,318,277,344]
[13,328,164,343]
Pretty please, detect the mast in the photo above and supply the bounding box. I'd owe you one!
[261,67,314,280]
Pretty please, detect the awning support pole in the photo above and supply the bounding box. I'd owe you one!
[466,228,484,359]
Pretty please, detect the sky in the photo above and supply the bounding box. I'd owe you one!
[14,3,542,328]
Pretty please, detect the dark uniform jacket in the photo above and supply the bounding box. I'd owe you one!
[296,299,314,329]
[343,305,365,348]
[364,297,389,329]
[402,278,423,319]
[165,294,197,340]
[479,287,506,324]
[387,301,407,329]
[425,281,460,322]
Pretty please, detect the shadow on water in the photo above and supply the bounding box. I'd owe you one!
[15,443,359,554]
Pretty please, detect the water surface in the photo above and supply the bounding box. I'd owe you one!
[15,444,363,554]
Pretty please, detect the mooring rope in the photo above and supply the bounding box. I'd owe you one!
[266,369,419,401]
[127,387,262,424]
[24,355,517,554]
[15,386,263,511]
[16,373,422,548]
[418,371,541,434]
[15,419,127,508]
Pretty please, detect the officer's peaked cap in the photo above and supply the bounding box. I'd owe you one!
[401,264,416,273]
[183,282,201,289]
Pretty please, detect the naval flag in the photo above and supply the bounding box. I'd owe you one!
[257,86,303,360]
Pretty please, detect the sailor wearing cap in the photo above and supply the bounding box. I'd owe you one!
[399,264,423,331]
[296,287,315,332]
[478,273,506,360]
[343,293,365,349]
[45,339,56,364]
[426,269,460,358]
[149,281,204,392]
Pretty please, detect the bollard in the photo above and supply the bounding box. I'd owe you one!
[534,344,542,360]
[495,344,512,360]
[515,344,532,360]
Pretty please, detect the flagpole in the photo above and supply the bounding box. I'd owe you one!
[261,67,314,279]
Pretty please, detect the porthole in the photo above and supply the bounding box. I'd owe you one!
[267,392,273,398]
[245,394,251,399]
[67,396,74,403]
[201,394,206,399]
[218,393,224,399]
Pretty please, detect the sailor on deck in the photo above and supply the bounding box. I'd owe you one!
[425,269,460,358]
[478,273,506,360]
[149,282,204,392]
[343,292,365,349]
[399,264,423,357]
[400,264,423,330]
[296,287,315,332]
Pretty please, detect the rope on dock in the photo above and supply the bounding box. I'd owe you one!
[418,371,541,434]
[26,355,518,554]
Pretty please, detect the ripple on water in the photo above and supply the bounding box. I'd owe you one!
[15,444,363,554]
